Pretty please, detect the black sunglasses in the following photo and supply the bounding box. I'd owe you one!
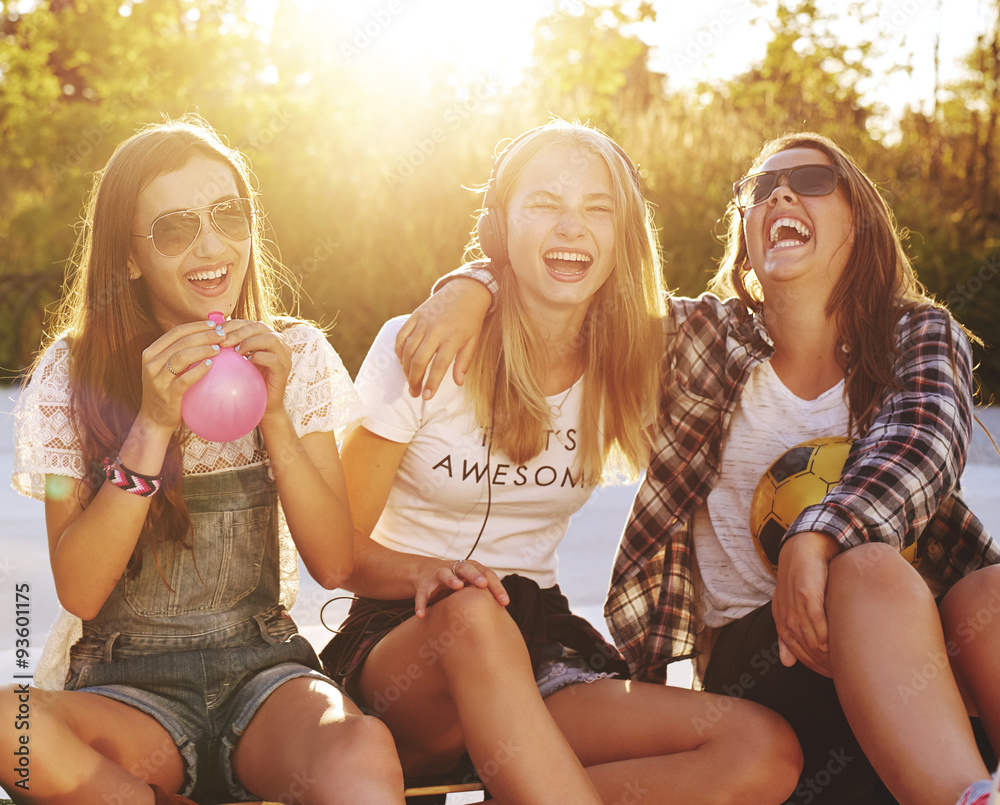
[132,198,253,257]
[733,164,843,213]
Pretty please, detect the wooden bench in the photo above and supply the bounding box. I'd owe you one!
[0,780,488,804]
[0,785,488,803]
[404,767,487,803]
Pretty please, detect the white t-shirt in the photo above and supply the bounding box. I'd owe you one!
[692,360,850,627]
[11,322,364,689]
[356,317,598,587]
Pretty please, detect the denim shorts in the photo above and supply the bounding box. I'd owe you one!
[534,643,617,699]
[68,630,331,802]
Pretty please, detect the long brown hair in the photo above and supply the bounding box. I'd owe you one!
[712,131,956,435]
[464,122,667,482]
[39,114,286,565]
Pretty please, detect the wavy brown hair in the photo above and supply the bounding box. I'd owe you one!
[38,114,286,570]
[464,122,667,482]
[712,131,960,435]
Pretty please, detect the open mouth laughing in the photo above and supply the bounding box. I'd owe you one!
[769,217,812,250]
[186,263,230,289]
[543,250,593,275]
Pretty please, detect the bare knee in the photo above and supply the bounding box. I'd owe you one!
[0,684,64,754]
[0,684,32,735]
[713,698,802,805]
[300,715,403,802]
[0,685,32,786]
[421,587,521,664]
[940,566,1000,673]
[940,565,1000,638]
[828,542,929,608]
[343,714,400,772]
[0,684,86,795]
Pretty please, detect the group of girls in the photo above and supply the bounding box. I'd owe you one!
[1,114,997,805]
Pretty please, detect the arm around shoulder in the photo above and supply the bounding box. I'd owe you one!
[395,263,496,399]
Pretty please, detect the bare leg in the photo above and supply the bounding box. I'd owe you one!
[233,676,404,804]
[0,684,184,804]
[826,543,990,805]
[544,678,802,805]
[357,587,603,805]
[940,564,1000,752]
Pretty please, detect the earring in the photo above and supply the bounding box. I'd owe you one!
[838,340,851,370]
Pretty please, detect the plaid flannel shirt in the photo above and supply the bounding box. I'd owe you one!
[436,269,999,684]
[604,294,999,684]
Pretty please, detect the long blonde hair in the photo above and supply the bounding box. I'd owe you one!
[465,122,667,482]
[38,114,287,567]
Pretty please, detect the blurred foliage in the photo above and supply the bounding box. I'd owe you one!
[1,0,999,400]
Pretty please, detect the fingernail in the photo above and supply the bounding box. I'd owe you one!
[422,389,432,400]
[205,359,213,366]
[206,320,215,327]
[212,345,220,352]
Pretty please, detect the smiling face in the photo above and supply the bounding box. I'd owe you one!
[128,154,251,331]
[743,147,855,298]
[504,145,616,321]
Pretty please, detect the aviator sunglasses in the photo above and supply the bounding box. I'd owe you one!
[132,198,253,257]
[733,164,843,213]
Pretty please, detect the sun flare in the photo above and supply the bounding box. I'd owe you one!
[252,0,545,87]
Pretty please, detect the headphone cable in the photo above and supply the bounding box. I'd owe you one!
[462,356,501,561]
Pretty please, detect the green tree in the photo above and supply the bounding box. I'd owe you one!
[703,0,876,153]
[0,0,274,281]
[890,0,1000,399]
[1,0,998,398]
[529,1,663,124]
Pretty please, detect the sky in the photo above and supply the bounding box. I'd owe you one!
[302,0,995,121]
[637,0,995,116]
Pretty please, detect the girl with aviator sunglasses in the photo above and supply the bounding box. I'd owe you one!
[1,115,405,804]
[134,197,256,257]
[393,131,1000,805]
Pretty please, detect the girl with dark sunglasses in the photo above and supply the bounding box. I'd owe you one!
[394,131,1000,805]
[1,116,405,804]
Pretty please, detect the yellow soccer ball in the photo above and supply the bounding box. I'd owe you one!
[749,436,919,576]
[749,437,852,577]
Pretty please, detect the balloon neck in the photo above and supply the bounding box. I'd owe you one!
[208,311,225,326]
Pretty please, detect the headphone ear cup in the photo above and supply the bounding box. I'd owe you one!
[476,206,507,267]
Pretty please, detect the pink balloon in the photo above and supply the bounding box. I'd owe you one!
[181,312,267,442]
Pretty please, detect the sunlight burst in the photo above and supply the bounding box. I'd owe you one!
[252,0,546,87]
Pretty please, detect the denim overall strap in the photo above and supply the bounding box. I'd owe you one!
[83,462,284,656]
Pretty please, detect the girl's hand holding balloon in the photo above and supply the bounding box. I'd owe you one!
[138,318,226,435]
[179,313,287,443]
[216,317,293,416]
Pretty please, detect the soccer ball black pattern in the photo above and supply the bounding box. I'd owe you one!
[749,437,854,577]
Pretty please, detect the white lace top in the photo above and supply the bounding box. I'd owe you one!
[11,322,364,689]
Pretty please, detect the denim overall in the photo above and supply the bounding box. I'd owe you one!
[67,462,328,801]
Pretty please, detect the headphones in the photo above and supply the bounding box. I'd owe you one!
[475,125,643,267]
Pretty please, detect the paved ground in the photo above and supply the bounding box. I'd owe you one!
[2,385,999,802]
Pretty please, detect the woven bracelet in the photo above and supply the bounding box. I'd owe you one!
[102,455,162,497]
